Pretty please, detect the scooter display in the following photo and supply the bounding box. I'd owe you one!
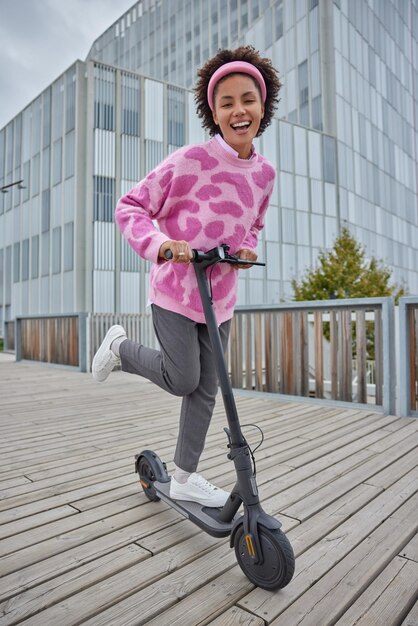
[135,244,295,590]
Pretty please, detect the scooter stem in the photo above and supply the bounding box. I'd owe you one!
[193,261,246,449]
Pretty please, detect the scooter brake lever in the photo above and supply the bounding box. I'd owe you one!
[223,254,266,267]
[223,427,232,448]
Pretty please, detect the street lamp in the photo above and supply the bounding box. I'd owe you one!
[1,180,26,193]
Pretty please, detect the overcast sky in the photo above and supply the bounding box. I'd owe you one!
[0,0,136,129]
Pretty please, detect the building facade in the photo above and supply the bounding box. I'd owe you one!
[0,0,417,329]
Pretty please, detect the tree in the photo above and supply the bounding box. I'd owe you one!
[292,227,406,303]
[291,228,407,359]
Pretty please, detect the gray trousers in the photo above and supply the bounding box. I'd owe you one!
[119,304,231,473]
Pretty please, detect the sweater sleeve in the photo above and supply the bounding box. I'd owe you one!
[115,162,174,263]
[240,172,276,252]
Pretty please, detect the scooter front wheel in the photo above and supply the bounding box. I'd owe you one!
[234,525,295,590]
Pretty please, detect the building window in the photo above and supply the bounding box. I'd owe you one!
[122,74,141,136]
[65,69,76,132]
[31,235,39,279]
[22,161,30,202]
[32,153,40,197]
[298,61,309,127]
[22,239,29,281]
[42,146,50,190]
[322,135,337,183]
[52,227,61,274]
[52,139,62,186]
[52,78,64,142]
[42,190,50,232]
[312,95,322,131]
[64,222,74,271]
[13,242,20,283]
[275,1,283,39]
[41,232,50,276]
[167,85,185,147]
[42,88,51,148]
[65,131,75,179]
[94,176,115,221]
[94,65,116,131]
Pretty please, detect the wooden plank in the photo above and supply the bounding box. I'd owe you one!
[338,309,352,401]
[399,533,418,563]
[288,482,382,556]
[145,568,254,626]
[245,314,253,390]
[0,475,32,490]
[282,439,418,521]
[401,601,418,626]
[254,314,263,391]
[237,469,418,623]
[0,474,136,526]
[356,309,367,403]
[0,506,179,602]
[314,311,324,398]
[16,540,234,626]
[0,544,147,626]
[0,459,132,500]
[274,414,402,470]
[334,557,418,626]
[363,446,418,490]
[300,312,309,397]
[272,495,418,625]
[0,494,149,558]
[207,606,264,626]
[0,505,78,541]
[330,310,338,400]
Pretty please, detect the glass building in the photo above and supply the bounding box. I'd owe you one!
[0,0,417,329]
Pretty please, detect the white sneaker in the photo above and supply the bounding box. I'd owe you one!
[170,473,230,508]
[92,325,126,382]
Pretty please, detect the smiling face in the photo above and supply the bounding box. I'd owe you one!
[212,74,265,159]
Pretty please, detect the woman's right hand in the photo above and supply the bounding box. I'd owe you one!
[159,240,193,263]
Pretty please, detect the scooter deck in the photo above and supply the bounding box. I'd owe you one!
[154,480,241,538]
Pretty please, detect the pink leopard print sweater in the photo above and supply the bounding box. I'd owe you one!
[115,137,275,324]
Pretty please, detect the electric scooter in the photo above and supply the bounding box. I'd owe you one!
[135,244,295,590]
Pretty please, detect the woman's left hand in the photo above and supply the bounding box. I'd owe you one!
[234,248,257,269]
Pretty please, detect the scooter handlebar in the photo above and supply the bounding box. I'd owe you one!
[163,245,265,266]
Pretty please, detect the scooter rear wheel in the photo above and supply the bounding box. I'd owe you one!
[137,456,160,502]
[234,525,295,590]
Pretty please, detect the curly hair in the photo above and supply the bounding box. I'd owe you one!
[195,46,281,137]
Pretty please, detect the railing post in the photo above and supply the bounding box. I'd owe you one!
[398,299,409,417]
[398,297,418,418]
[78,313,88,373]
[15,318,22,362]
[381,298,396,415]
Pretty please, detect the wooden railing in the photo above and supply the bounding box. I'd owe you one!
[14,296,418,417]
[228,298,396,415]
[399,297,418,417]
[15,314,88,371]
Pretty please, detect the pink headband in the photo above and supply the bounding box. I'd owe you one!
[207,61,267,110]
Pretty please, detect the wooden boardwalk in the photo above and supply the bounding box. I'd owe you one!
[0,355,417,626]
